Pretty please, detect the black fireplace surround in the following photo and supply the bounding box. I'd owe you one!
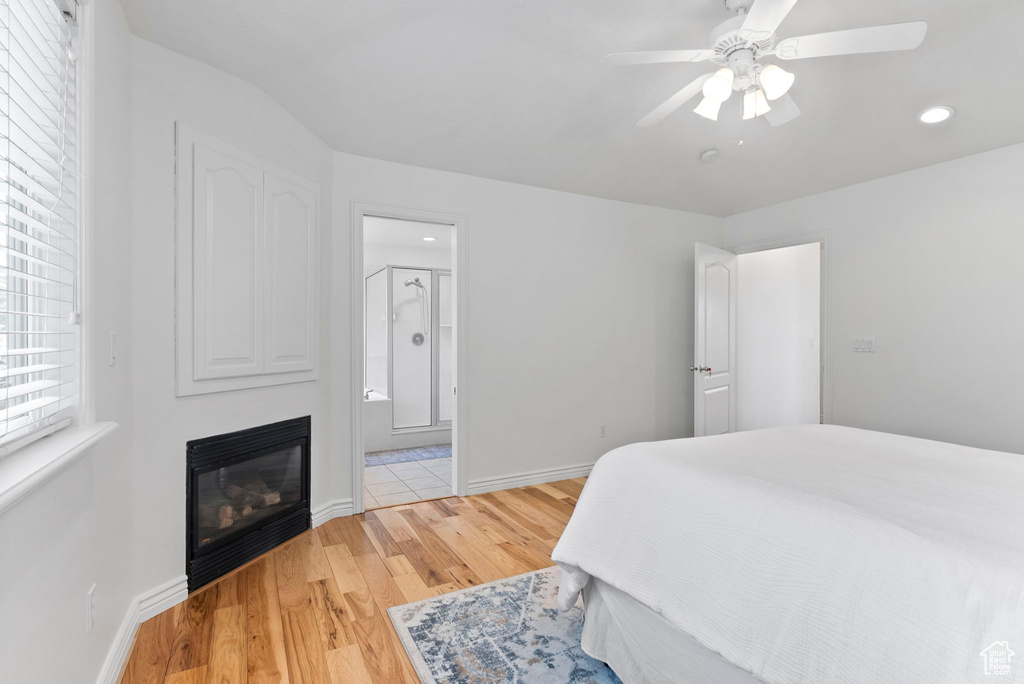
[186,416,311,591]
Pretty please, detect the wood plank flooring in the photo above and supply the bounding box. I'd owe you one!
[118,478,585,684]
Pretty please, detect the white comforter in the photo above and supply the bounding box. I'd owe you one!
[552,425,1024,683]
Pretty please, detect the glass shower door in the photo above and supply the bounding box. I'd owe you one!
[391,268,432,429]
[364,269,388,394]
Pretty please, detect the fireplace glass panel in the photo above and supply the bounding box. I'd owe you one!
[195,445,303,548]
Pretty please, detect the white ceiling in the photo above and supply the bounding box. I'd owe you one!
[119,0,1024,216]
[364,216,453,251]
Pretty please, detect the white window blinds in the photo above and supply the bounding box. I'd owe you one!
[0,0,79,450]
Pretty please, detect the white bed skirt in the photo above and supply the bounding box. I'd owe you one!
[582,578,766,684]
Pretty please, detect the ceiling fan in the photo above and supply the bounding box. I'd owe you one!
[605,0,927,127]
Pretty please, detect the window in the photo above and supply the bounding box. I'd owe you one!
[0,0,79,453]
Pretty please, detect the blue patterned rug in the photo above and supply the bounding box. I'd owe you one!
[388,566,621,683]
[365,443,452,467]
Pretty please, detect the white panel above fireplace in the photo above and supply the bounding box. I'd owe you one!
[176,123,320,396]
[192,144,264,380]
[264,173,318,374]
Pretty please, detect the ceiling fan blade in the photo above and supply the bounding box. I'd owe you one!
[603,50,715,66]
[775,21,927,60]
[740,0,801,43]
[763,92,801,126]
[636,73,714,128]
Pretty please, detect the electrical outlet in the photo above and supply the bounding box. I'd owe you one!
[86,584,96,632]
[598,424,606,438]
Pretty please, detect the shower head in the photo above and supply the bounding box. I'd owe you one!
[404,277,424,288]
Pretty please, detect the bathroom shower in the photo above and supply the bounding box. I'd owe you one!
[365,265,452,431]
[404,277,430,346]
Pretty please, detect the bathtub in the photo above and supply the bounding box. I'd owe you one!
[362,390,453,452]
[362,390,394,452]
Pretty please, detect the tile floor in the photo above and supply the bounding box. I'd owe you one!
[364,456,453,509]
[364,443,452,467]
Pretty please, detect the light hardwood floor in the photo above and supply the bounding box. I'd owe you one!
[118,478,585,684]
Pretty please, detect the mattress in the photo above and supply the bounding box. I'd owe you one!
[552,425,1024,684]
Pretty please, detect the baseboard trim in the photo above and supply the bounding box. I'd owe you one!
[96,575,187,684]
[311,498,354,527]
[95,597,139,684]
[139,575,188,622]
[466,462,595,496]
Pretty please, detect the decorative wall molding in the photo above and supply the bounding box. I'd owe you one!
[95,575,188,684]
[175,122,321,397]
[466,462,595,496]
[311,498,354,528]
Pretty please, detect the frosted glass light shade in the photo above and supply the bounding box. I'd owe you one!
[742,88,771,120]
[694,96,722,121]
[759,64,794,100]
[702,68,735,103]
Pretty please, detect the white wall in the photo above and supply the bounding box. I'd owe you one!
[4,23,724,681]
[725,143,1024,454]
[129,38,335,596]
[333,152,723,489]
[364,243,451,275]
[0,1,138,682]
[737,244,820,431]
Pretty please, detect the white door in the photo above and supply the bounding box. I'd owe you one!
[694,243,737,437]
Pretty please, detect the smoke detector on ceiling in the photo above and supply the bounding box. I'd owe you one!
[700,148,720,164]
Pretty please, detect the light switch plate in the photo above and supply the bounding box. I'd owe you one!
[853,337,875,353]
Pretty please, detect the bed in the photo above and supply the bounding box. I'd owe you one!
[551,425,1024,683]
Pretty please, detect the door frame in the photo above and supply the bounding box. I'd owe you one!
[432,268,453,430]
[725,229,834,425]
[350,202,468,513]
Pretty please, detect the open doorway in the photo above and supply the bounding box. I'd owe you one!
[735,242,822,430]
[693,234,830,435]
[354,209,462,511]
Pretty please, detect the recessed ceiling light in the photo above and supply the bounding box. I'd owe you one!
[423,236,436,242]
[918,106,955,124]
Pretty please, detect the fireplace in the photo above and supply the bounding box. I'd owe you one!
[186,416,311,591]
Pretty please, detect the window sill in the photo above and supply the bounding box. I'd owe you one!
[0,422,119,515]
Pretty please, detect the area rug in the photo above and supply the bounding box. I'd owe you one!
[387,566,621,683]
[365,444,452,467]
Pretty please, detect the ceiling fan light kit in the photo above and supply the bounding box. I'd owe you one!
[604,0,928,128]
[703,67,735,102]
[742,88,771,120]
[694,96,723,121]
[758,64,794,100]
